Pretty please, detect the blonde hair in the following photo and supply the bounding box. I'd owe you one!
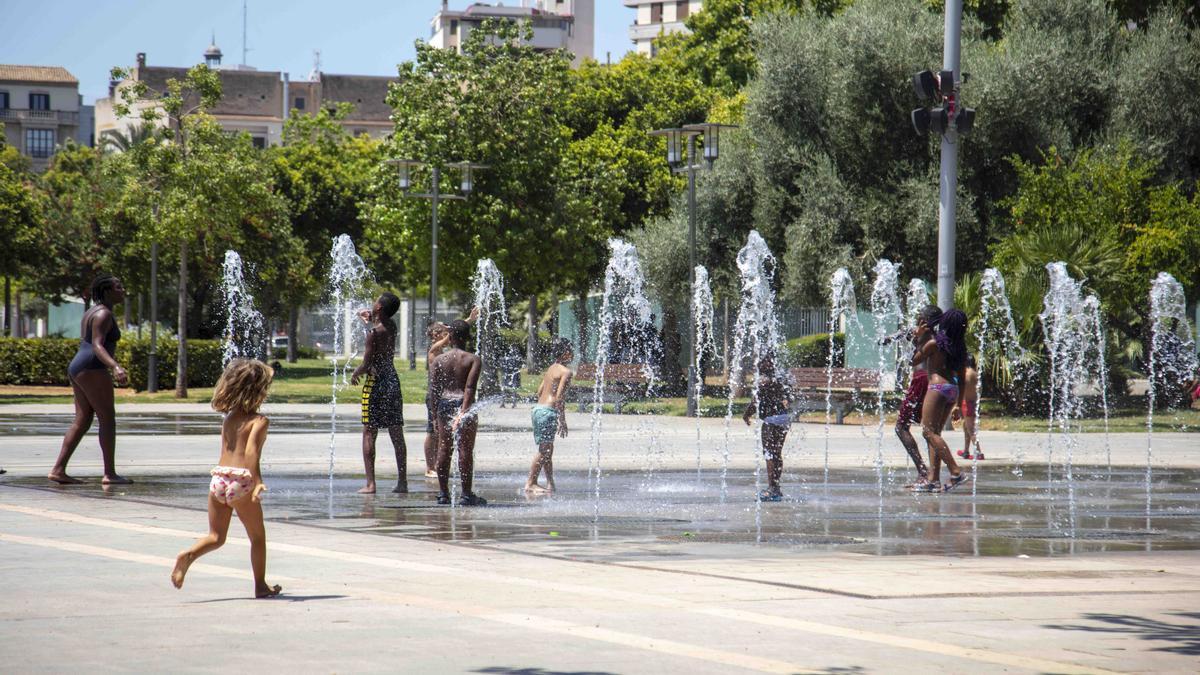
[211,359,273,414]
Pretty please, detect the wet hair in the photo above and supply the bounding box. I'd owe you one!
[377,292,400,332]
[934,309,968,371]
[551,337,573,361]
[448,319,471,345]
[917,304,943,328]
[426,321,447,340]
[211,358,273,414]
[91,274,119,305]
[965,353,977,369]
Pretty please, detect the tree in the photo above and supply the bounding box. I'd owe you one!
[0,125,41,335]
[272,104,379,361]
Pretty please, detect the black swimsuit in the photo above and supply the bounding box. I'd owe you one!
[68,311,120,380]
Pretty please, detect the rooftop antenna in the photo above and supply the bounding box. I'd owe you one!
[241,0,251,66]
[309,49,322,82]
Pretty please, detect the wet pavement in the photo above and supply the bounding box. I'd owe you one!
[6,465,1198,558]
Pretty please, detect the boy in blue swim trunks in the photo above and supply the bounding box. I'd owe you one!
[524,338,574,494]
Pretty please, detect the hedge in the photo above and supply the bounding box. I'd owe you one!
[0,337,225,390]
[784,333,845,368]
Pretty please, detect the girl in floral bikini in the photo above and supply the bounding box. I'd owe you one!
[171,359,281,598]
[912,309,970,492]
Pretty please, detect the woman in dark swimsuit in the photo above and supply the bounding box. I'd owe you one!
[49,274,132,485]
[912,308,969,492]
[350,292,407,494]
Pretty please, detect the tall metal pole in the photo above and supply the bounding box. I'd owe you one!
[686,137,698,417]
[936,0,963,311]
[148,239,159,393]
[430,165,440,323]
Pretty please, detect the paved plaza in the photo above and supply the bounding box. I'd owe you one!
[2,403,1199,673]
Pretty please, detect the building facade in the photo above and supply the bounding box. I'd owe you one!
[429,1,594,65]
[95,45,394,149]
[0,65,83,170]
[623,0,702,56]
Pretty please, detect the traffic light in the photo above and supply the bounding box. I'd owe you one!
[910,69,976,137]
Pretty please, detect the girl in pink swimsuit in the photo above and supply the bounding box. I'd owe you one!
[911,309,970,492]
[171,359,282,599]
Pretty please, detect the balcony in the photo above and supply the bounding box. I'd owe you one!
[0,108,79,125]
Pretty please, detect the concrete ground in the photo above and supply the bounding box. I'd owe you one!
[2,402,1199,673]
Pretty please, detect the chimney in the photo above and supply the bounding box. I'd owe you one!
[136,52,147,68]
[109,79,118,96]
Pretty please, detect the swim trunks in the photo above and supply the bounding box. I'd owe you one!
[531,404,559,444]
[209,466,254,505]
[898,369,928,426]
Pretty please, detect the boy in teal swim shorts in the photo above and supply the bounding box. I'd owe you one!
[524,338,574,494]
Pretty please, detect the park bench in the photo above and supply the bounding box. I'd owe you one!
[569,363,653,413]
[787,367,880,424]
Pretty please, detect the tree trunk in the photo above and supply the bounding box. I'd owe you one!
[176,238,189,398]
[549,289,559,337]
[2,276,10,337]
[575,288,589,364]
[123,292,131,330]
[287,306,299,363]
[526,293,539,371]
[14,288,23,338]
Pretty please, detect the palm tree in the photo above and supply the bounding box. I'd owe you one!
[99,122,158,154]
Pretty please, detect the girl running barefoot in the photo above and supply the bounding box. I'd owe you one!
[912,309,970,493]
[171,359,281,598]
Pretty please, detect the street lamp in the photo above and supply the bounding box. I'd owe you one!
[650,122,737,417]
[385,159,487,329]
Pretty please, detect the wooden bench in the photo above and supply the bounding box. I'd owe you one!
[569,363,652,413]
[787,367,880,424]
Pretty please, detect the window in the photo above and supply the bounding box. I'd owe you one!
[29,93,50,110]
[26,128,55,158]
[677,1,690,20]
[450,19,458,33]
[251,136,266,149]
[651,3,663,23]
[294,96,306,110]
[0,91,8,109]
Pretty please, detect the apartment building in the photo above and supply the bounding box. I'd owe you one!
[0,64,83,170]
[95,44,394,149]
[429,0,595,65]
[623,0,702,55]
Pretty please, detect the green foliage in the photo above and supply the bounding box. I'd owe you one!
[0,338,79,384]
[784,333,845,367]
[121,338,224,391]
[0,147,40,284]
[0,337,222,389]
[272,345,321,360]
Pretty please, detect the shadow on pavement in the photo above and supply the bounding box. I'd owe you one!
[1045,612,1200,655]
[189,594,349,604]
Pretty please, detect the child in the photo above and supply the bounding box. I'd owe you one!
[956,353,984,460]
[895,305,941,484]
[430,319,485,506]
[742,354,790,501]
[351,292,407,494]
[171,359,281,598]
[525,338,574,494]
[422,308,480,479]
[912,309,970,492]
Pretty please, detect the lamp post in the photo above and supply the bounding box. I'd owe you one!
[910,1,974,311]
[650,122,737,417]
[386,160,486,325]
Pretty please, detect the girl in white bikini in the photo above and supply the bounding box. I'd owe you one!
[171,359,281,598]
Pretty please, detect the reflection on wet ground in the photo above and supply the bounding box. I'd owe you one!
[6,465,1198,558]
[0,413,526,436]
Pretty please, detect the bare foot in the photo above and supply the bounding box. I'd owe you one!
[102,474,133,485]
[545,483,556,493]
[358,484,376,494]
[391,482,409,494]
[48,471,83,484]
[171,551,195,589]
[524,484,550,495]
[423,470,438,479]
[255,584,283,599]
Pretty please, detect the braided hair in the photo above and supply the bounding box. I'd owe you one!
[90,274,119,306]
[934,309,968,372]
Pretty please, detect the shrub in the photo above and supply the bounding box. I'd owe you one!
[0,338,79,385]
[0,338,225,390]
[272,345,321,360]
[784,333,844,368]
